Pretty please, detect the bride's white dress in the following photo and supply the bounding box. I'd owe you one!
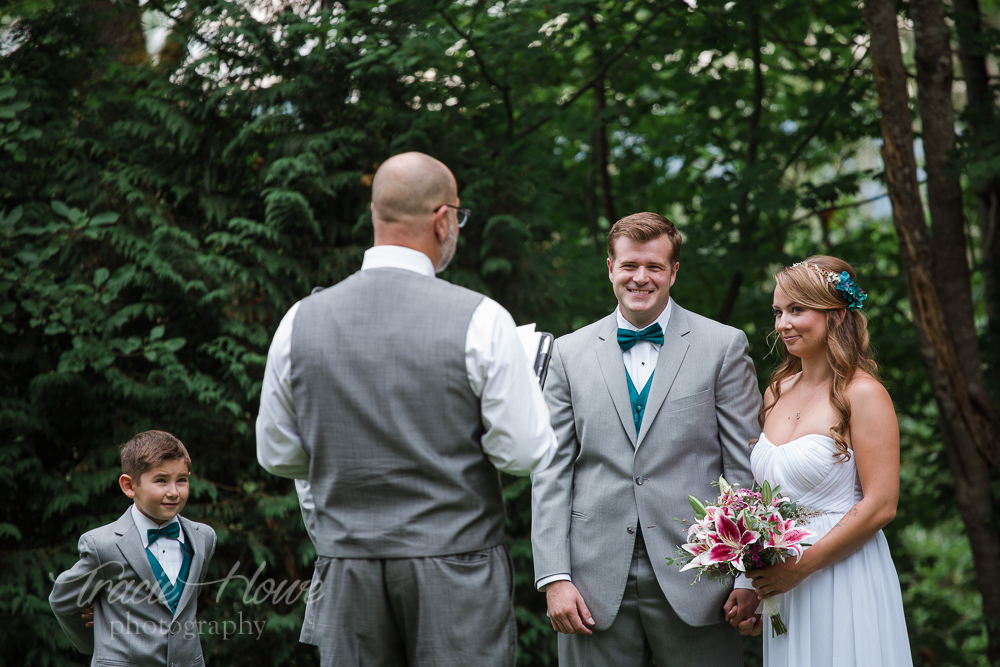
[751,432,912,666]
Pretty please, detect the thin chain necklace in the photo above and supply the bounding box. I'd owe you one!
[795,380,827,420]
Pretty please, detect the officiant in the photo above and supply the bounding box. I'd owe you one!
[256,151,557,667]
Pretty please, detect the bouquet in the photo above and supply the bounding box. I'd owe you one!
[666,476,814,636]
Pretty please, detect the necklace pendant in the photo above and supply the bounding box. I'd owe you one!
[795,411,801,420]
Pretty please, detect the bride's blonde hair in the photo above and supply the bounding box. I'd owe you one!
[759,256,879,460]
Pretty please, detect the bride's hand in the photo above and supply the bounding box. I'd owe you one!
[723,589,763,636]
[746,559,809,598]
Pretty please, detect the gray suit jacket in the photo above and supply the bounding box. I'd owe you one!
[50,509,217,666]
[531,304,760,629]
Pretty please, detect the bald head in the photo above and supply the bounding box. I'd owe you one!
[371,152,456,226]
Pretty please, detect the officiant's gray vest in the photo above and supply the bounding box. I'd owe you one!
[290,267,506,558]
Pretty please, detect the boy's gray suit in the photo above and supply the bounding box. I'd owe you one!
[531,304,760,664]
[50,509,217,667]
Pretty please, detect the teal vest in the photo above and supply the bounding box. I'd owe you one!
[626,371,654,436]
[627,370,653,538]
[146,540,193,614]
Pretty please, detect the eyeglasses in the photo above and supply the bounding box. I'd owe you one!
[443,204,472,228]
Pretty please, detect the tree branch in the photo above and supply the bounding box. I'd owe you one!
[509,2,676,145]
[438,8,516,136]
[779,48,870,179]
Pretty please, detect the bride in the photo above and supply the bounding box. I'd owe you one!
[728,256,912,665]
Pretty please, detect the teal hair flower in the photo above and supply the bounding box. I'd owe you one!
[833,271,867,311]
[790,263,868,311]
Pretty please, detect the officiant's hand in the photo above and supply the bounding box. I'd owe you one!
[746,558,809,598]
[723,589,762,636]
[546,581,596,635]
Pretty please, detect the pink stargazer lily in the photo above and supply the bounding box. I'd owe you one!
[683,509,760,572]
[678,540,714,572]
[668,479,813,637]
[766,517,813,560]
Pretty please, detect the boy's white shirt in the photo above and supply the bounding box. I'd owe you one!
[130,504,185,584]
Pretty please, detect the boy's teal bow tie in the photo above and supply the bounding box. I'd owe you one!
[147,522,180,545]
[617,323,664,351]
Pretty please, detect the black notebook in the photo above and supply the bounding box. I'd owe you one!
[517,324,554,389]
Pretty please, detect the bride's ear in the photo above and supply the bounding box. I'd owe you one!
[832,309,847,328]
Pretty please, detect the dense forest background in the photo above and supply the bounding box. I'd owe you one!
[2,0,999,664]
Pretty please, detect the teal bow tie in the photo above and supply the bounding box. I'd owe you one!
[617,323,664,351]
[147,522,180,546]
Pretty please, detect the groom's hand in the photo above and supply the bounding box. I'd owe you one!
[724,589,762,636]
[545,581,596,635]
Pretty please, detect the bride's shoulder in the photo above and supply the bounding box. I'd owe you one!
[845,372,891,406]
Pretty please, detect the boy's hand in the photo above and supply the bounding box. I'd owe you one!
[81,606,94,628]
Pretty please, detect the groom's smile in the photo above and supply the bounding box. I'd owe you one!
[608,234,679,329]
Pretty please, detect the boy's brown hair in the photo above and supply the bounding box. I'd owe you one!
[120,430,191,482]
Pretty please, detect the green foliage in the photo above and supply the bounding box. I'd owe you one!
[1,0,996,664]
[900,525,989,666]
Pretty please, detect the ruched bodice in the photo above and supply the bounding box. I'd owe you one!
[750,432,912,666]
[752,433,861,515]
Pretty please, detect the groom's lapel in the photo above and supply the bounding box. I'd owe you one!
[637,305,691,446]
[595,315,638,447]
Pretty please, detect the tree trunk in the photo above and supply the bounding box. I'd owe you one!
[954,0,1000,377]
[912,0,980,380]
[588,12,616,229]
[716,10,763,325]
[593,75,617,227]
[863,0,1000,662]
[84,0,147,65]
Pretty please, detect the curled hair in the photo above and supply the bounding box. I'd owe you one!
[120,430,191,482]
[760,256,879,460]
[607,212,682,264]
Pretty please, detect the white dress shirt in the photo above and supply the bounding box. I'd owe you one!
[618,299,673,391]
[131,505,185,585]
[256,245,557,482]
[536,301,672,591]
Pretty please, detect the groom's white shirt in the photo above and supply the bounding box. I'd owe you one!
[535,300,673,591]
[257,245,556,479]
[619,299,673,391]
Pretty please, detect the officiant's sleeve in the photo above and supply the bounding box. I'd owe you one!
[714,329,759,489]
[530,341,576,587]
[257,302,311,480]
[466,298,557,476]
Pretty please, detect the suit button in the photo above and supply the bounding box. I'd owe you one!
[635,476,644,485]
[170,622,181,635]
[627,526,635,534]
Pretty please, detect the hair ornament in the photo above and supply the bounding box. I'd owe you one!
[790,262,868,311]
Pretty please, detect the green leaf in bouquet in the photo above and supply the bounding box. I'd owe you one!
[688,495,707,520]
[780,499,798,517]
[762,480,773,506]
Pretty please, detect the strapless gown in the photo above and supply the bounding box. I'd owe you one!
[751,433,912,666]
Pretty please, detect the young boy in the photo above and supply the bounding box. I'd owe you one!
[50,430,217,665]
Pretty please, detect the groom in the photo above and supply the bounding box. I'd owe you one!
[531,212,762,665]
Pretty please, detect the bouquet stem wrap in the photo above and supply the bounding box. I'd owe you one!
[757,596,787,637]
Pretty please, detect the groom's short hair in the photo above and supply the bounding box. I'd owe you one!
[607,212,682,264]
